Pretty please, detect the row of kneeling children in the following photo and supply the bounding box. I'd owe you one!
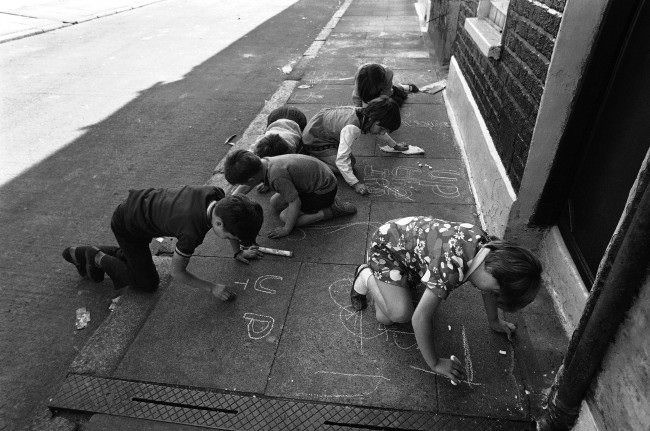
[63,63,541,386]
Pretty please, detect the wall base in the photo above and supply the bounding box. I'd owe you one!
[444,55,515,236]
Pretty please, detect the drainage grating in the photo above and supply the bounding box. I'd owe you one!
[49,374,533,430]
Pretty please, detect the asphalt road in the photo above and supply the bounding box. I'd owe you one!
[0,0,340,428]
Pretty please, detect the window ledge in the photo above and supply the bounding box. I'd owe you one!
[464,17,502,59]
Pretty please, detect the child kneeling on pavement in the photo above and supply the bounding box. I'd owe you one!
[62,186,263,301]
[350,216,542,385]
[225,149,356,239]
[252,105,307,158]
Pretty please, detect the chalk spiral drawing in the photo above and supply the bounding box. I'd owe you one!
[362,164,461,200]
[295,370,390,399]
[232,275,282,294]
[327,278,417,352]
[243,312,275,340]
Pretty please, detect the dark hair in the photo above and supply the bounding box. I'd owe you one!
[267,105,307,131]
[358,98,401,133]
[483,241,543,311]
[357,64,389,103]
[224,149,262,184]
[254,134,294,158]
[390,85,408,107]
[213,194,263,246]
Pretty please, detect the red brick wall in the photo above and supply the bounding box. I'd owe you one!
[452,0,565,191]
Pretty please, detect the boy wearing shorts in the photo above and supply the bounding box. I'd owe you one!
[224,150,356,239]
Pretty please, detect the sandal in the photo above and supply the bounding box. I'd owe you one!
[350,264,369,311]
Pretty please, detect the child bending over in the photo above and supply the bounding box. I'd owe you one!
[302,98,413,196]
[252,105,307,158]
[350,216,542,385]
[352,63,419,108]
[62,186,263,301]
[225,150,356,239]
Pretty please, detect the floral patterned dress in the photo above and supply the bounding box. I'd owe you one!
[367,217,489,299]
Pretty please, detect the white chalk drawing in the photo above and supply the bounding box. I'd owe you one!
[401,119,438,131]
[233,275,282,295]
[243,312,275,340]
[290,221,381,242]
[296,370,390,399]
[362,164,461,200]
[461,325,475,384]
[327,278,417,352]
[254,275,282,294]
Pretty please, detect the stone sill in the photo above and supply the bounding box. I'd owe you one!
[464,17,502,59]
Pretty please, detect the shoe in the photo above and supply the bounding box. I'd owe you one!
[406,83,419,93]
[80,246,105,283]
[62,247,85,277]
[350,263,369,311]
[324,198,357,220]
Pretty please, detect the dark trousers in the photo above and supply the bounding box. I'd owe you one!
[98,203,159,292]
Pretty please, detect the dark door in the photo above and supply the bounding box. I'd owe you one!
[559,0,650,286]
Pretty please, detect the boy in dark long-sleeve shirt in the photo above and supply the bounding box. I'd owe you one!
[62,186,263,300]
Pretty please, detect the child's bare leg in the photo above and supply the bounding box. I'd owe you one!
[270,193,288,213]
[364,273,413,324]
[279,209,325,227]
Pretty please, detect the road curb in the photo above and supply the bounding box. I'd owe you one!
[0,1,166,44]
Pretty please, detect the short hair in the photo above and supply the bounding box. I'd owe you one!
[357,64,389,103]
[213,194,263,246]
[253,134,294,158]
[224,149,262,184]
[483,241,543,311]
[359,98,401,133]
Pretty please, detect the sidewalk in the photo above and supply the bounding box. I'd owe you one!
[0,0,164,43]
[47,0,567,429]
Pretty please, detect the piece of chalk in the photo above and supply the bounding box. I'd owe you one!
[451,380,458,386]
[499,350,507,355]
[224,134,237,145]
[448,325,452,331]
[258,246,293,257]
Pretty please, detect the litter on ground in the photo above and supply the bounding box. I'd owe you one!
[75,307,90,330]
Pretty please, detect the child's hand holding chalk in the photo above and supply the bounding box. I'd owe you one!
[432,355,466,386]
[235,246,264,264]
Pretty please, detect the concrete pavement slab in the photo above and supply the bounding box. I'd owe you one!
[434,286,528,420]
[113,258,302,392]
[267,262,439,411]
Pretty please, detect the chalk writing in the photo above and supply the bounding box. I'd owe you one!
[409,364,482,387]
[243,313,274,340]
[254,275,282,294]
[461,325,475,384]
[233,275,282,295]
[362,164,461,200]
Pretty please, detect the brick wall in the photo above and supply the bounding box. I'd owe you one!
[452,0,565,191]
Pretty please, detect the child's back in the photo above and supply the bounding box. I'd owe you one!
[265,153,337,196]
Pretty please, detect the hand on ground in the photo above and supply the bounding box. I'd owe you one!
[489,319,516,341]
[353,183,370,195]
[235,246,263,264]
[268,226,291,239]
[392,142,409,152]
[212,284,236,302]
[433,355,466,386]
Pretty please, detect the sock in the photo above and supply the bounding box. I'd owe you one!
[353,267,372,295]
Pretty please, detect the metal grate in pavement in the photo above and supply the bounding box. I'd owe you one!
[49,374,533,430]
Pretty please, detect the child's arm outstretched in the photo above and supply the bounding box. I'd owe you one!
[482,291,516,340]
[412,289,466,385]
[337,125,369,195]
[171,251,235,301]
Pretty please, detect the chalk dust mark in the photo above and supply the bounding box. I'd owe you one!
[328,278,417,351]
[295,370,390,399]
[461,325,475,383]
